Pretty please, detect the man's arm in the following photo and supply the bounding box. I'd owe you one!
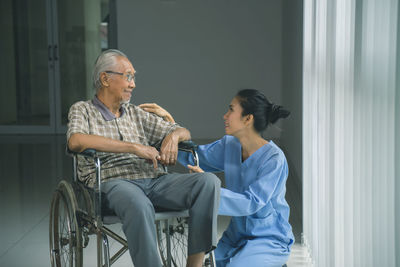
[136,103,190,165]
[135,105,190,165]
[159,127,191,165]
[68,133,161,169]
[67,102,162,168]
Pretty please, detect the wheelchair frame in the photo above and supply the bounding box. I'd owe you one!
[49,141,215,267]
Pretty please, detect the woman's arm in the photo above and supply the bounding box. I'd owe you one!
[139,103,175,123]
[177,137,227,172]
[218,154,287,217]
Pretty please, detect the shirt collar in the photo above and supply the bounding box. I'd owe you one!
[92,95,126,121]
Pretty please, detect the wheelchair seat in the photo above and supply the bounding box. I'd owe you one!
[102,208,189,225]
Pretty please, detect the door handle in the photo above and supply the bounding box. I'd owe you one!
[48,45,52,61]
[54,45,59,60]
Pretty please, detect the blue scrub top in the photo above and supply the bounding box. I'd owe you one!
[178,135,294,248]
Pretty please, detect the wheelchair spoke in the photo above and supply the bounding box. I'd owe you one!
[170,228,187,267]
[155,218,189,267]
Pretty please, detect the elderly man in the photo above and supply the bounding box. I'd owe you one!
[67,49,220,267]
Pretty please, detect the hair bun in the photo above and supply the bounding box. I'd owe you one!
[269,104,290,124]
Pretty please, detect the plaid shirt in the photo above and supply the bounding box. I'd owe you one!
[67,96,182,187]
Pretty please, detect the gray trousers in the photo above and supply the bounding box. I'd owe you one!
[101,172,221,267]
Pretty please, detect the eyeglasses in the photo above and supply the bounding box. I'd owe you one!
[105,71,136,82]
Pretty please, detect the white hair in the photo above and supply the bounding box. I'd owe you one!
[92,49,128,92]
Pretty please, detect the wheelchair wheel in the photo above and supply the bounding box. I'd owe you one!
[156,217,215,267]
[156,217,188,267]
[49,180,83,267]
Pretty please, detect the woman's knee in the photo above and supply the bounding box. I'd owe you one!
[226,247,288,267]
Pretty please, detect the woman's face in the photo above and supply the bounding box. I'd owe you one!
[223,97,247,136]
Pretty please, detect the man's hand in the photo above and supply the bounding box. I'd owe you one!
[134,144,161,169]
[159,133,179,165]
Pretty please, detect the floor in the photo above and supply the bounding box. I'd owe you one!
[0,135,310,267]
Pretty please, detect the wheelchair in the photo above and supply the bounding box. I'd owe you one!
[49,141,216,267]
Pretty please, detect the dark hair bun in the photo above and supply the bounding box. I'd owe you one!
[269,104,290,124]
[236,89,290,133]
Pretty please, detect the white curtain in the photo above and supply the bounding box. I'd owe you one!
[302,0,399,266]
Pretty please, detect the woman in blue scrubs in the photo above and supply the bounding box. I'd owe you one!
[140,89,294,267]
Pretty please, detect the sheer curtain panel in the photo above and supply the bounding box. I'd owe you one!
[302,0,399,266]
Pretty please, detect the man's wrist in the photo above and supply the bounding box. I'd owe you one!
[175,128,191,142]
[168,131,180,143]
[130,142,143,154]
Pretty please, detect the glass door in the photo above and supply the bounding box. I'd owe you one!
[0,0,55,134]
[0,0,110,134]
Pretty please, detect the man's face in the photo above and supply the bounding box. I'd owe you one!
[107,57,136,104]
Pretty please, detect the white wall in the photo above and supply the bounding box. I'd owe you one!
[116,0,283,139]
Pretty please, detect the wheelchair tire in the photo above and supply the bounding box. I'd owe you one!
[49,180,83,267]
[156,217,215,267]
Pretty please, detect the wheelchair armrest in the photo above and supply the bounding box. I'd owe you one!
[178,140,199,167]
[79,148,97,157]
[67,148,97,158]
[70,141,197,156]
[178,140,198,151]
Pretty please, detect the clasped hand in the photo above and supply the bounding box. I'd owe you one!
[135,134,178,169]
[136,141,205,172]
